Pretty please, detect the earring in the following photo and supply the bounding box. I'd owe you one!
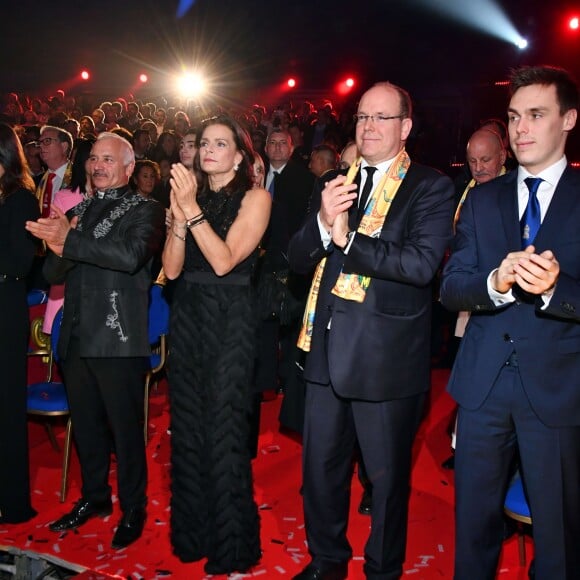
[233,163,239,172]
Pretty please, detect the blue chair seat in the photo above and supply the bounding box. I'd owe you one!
[504,473,533,567]
[27,382,69,414]
[505,476,531,520]
[150,353,162,369]
[27,289,48,306]
[144,284,170,442]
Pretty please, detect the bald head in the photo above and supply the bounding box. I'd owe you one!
[466,129,507,185]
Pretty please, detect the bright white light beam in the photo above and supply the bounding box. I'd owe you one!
[413,0,528,49]
[177,72,207,98]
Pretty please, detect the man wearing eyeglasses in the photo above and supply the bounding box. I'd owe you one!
[35,125,73,218]
[288,82,454,580]
[29,126,74,288]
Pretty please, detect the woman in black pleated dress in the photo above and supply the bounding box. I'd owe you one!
[162,115,271,575]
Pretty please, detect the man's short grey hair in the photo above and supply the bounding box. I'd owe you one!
[96,132,135,166]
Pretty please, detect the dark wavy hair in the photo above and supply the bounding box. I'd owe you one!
[193,115,254,195]
[0,123,35,202]
[130,159,161,190]
[69,137,96,194]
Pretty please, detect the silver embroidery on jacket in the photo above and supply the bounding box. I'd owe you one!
[72,188,150,237]
[106,291,129,342]
[93,196,143,238]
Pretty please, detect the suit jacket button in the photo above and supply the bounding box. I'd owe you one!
[503,333,512,342]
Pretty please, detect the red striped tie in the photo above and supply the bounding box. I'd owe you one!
[41,172,56,218]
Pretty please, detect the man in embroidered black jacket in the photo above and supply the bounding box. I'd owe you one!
[26,132,165,550]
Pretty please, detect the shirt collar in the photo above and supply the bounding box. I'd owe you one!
[95,185,130,200]
[517,155,567,188]
[50,162,69,180]
[360,155,397,176]
[269,162,287,176]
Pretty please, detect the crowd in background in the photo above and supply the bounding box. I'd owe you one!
[5,71,574,579]
[1,89,359,193]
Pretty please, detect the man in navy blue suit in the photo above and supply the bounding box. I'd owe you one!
[289,82,454,580]
[441,66,580,579]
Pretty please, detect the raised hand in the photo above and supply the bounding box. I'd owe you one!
[319,174,357,233]
[170,163,200,219]
[514,248,560,295]
[25,205,72,256]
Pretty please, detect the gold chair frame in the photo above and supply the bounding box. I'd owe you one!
[28,316,53,380]
[27,310,72,502]
[144,333,168,442]
[504,494,533,566]
[28,411,72,502]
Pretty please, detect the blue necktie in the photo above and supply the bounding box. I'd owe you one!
[268,171,277,198]
[521,177,543,248]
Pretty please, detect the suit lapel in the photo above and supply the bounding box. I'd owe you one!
[533,166,580,249]
[498,172,520,250]
[348,169,362,230]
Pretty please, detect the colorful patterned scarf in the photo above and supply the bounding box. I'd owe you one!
[297,149,410,351]
[454,165,506,230]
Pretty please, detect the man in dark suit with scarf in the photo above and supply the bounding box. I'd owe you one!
[288,82,454,580]
[26,132,165,550]
[442,65,580,579]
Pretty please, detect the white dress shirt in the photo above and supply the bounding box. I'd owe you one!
[265,163,286,192]
[487,155,567,307]
[317,155,397,249]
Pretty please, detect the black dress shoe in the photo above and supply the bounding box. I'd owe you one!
[49,498,113,532]
[358,488,372,515]
[292,562,348,580]
[111,506,146,549]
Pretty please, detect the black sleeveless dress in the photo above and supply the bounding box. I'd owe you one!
[168,187,261,575]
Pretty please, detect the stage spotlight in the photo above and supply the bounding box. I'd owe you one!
[80,70,90,81]
[515,37,528,49]
[337,76,356,96]
[176,0,196,18]
[139,73,149,83]
[176,72,206,98]
[414,0,527,49]
[287,78,296,88]
[569,16,579,30]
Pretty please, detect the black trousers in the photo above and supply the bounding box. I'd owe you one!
[302,382,425,580]
[61,338,148,511]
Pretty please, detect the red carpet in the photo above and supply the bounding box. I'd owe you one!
[1,368,533,579]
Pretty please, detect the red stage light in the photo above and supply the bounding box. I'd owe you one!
[336,76,356,95]
[569,16,579,30]
[80,70,90,81]
[287,78,296,88]
[139,73,149,83]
